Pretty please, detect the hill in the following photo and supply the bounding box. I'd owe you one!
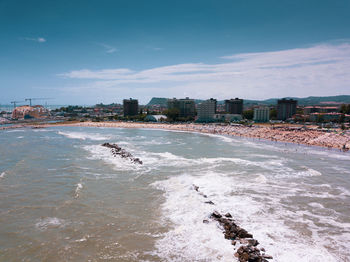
[146,95,350,107]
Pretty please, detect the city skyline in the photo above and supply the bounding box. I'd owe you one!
[1,0,350,104]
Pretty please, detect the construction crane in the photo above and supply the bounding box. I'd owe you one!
[10,101,24,109]
[25,98,53,106]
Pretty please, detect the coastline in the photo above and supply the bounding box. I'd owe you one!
[3,121,349,151]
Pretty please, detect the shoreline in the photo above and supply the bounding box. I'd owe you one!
[4,121,349,151]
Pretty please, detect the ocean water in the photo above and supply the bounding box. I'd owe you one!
[0,126,349,262]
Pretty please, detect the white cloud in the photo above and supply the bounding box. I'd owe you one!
[98,43,117,53]
[59,43,350,101]
[21,37,46,43]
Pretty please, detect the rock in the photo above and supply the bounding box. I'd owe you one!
[262,254,273,259]
[203,219,209,224]
[236,228,253,238]
[225,212,232,218]
[211,211,222,219]
[205,201,215,205]
[199,192,207,198]
[193,185,199,191]
[101,143,142,165]
[247,239,259,246]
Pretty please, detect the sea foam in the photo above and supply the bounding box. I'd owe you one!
[152,172,342,261]
[35,217,67,230]
[57,131,111,141]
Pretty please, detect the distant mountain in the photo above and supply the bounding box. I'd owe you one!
[244,95,350,106]
[146,95,350,107]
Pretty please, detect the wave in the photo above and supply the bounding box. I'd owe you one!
[83,145,143,171]
[57,131,111,141]
[152,172,344,261]
[74,183,83,198]
[0,172,6,178]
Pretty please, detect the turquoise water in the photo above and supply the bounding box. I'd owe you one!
[0,127,349,261]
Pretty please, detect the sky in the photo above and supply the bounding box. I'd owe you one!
[1,0,350,105]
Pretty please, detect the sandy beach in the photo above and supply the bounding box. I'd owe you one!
[8,121,348,150]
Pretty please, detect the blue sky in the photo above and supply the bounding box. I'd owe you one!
[1,0,350,105]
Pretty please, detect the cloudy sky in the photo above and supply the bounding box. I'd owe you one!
[1,0,350,105]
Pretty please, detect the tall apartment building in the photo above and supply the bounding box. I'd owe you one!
[167,97,196,118]
[225,98,243,114]
[253,107,270,123]
[197,98,217,122]
[277,98,297,120]
[123,98,139,117]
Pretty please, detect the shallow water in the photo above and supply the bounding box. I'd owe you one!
[0,126,349,261]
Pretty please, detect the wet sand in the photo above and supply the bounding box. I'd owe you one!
[10,121,349,150]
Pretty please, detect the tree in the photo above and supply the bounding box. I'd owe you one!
[165,108,180,121]
[340,104,347,113]
[317,114,324,123]
[296,108,303,115]
[270,108,277,120]
[340,104,350,114]
[243,109,254,120]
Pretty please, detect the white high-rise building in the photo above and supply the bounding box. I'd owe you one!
[197,98,217,122]
[254,107,270,123]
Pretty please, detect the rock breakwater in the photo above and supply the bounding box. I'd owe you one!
[101,143,143,164]
[193,184,273,262]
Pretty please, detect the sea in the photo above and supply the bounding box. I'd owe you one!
[0,126,349,262]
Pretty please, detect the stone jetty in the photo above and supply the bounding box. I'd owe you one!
[101,143,143,164]
[193,184,273,262]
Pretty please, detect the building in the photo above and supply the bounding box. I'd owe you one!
[12,105,50,119]
[303,106,339,115]
[167,97,196,118]
[225,98,243,114]
[309,112,343,122]
[123,98,139,117]
[277,98,297,120]
[144,115,167,122]
[196,98,217,122]
[253,107,270,123]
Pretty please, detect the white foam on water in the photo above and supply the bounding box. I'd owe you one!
[152,172,343,262]
[151,174,236,261]
[83,145,142,171]
[35,217,67,230]
[331,166,350,173]
[336,186,350,197]
[32,128,53,132]
[74,183,83,198]
[16,136,24,138]
[204,133,237,143]
[138,139,172,145]
[57,131,111,141]
[308,202,325,209]
[296,167,322,177]
[5,129,25,133]
[0,172,6,178]
[135,148,287,172]
[255,174,268,183]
